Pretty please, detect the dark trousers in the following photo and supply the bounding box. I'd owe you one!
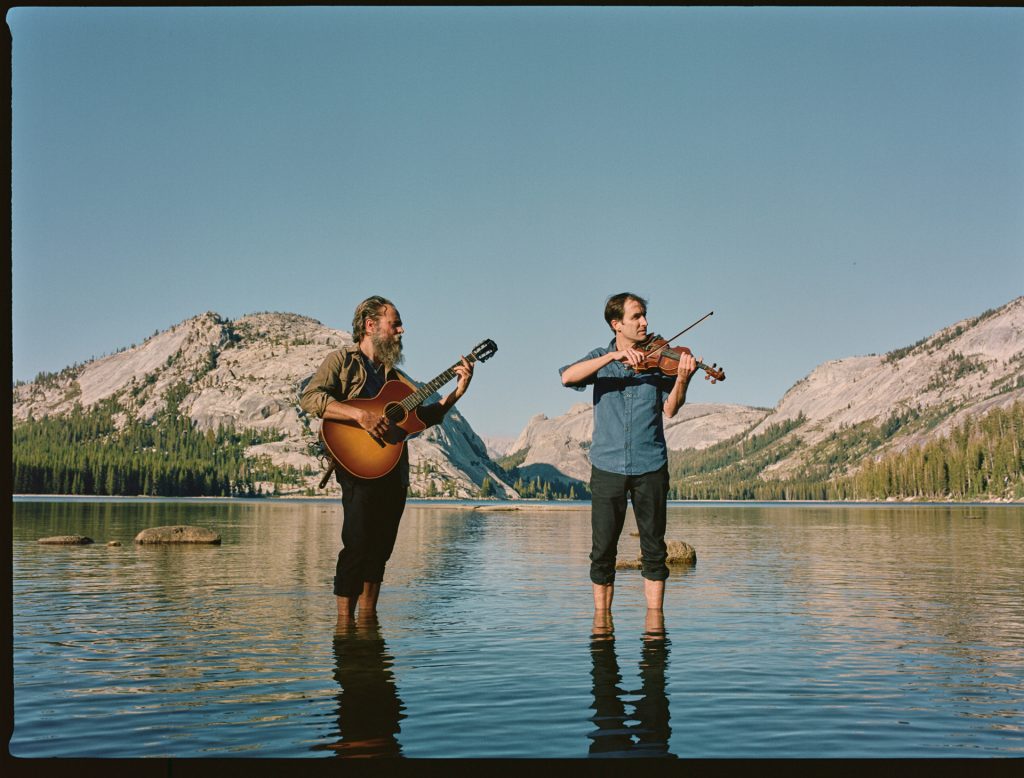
[590,464,669,585]
[335,468,407,598]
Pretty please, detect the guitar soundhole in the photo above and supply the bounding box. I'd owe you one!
[384,403,406,425]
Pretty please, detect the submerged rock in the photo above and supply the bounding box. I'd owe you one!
[134,525,221,545]
[614,539,696,570]
[38,535,94,545]
[666,540,696,565]
[106,540,122,547]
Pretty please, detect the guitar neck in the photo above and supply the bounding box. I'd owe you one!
[400,354,479,411]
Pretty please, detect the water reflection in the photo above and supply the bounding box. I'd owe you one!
[588,611,675,758]
[314,616,406,757]
[13,500,1024,757]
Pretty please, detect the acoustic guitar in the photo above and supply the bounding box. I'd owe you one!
[319,339,498,480]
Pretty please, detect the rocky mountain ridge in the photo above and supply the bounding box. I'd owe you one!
[756,296,1024,478]
[13,311,516,498]
[13,296,1024,497]
[509,297,1024,487]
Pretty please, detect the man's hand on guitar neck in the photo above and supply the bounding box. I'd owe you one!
[438,357,474,412]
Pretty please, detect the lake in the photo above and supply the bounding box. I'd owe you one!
[9,497,1024,759]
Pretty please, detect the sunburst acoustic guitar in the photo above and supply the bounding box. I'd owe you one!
[319,339,498,480]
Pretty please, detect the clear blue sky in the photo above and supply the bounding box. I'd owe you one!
[10,7,1024,438]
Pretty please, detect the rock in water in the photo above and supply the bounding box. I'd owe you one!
[38,535,94,545]
[666,540,696,564]
[614,539,696,570]
[134,525,221,544]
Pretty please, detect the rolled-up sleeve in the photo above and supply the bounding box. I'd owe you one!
[657,374,677,397]
[559,348,606,391]
[418,401,447,428]
[299,352,344,418]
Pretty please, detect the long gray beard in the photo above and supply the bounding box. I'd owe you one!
[371,332,404,372]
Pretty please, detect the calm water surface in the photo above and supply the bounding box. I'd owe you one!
[10,497,1024,758]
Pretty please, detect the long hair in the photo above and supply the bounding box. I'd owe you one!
[604,292,647,331]
[351,295,395,342]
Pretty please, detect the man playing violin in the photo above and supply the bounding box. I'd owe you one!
[300,295,474,620]
[559,292,698,612]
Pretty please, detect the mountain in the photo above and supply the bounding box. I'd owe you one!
[12,311,516,498]
[13,298,1024,500]
[501,297,1024,498]
[753,296,1024,479]
[481,436,517,460]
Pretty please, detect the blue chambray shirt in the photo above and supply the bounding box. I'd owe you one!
[560,340,677,476]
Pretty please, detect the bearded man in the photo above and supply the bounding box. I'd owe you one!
[300,295,473,618]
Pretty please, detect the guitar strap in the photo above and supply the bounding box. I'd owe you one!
[319,459,337,489]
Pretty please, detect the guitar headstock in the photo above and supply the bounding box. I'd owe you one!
[470,339,498,363]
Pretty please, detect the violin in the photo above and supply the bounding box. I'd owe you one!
[631,334,726,383]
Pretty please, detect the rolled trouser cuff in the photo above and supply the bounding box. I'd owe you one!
[640,564,669,581]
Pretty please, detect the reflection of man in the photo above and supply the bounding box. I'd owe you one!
[300,295,474,618]
[588,611,674,758]
[560,292,697,612]
[313,615,406,757]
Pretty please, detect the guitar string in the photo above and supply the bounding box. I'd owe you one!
[382,344,494,422]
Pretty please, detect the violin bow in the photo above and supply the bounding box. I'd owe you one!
[642,311,714,359]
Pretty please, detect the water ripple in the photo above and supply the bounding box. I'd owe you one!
[11,499,1024,757]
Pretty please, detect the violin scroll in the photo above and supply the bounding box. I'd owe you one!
[700,358,726,384]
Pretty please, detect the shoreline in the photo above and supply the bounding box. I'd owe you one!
[12,493,1024,507]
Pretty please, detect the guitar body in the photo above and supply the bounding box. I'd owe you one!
[320,380,427,480]
[314,339,497,484]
